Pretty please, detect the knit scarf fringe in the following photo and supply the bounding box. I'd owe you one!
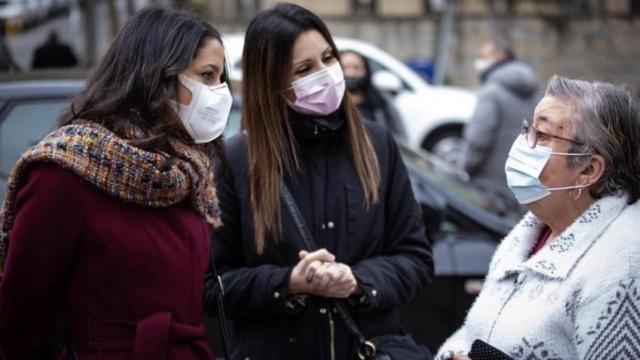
[0,121,221,273]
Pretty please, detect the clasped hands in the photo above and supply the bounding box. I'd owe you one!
[288,248,361,298]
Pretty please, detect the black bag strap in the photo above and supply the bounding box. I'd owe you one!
[65,320,78,360]
[209,244,232,360]
[280,182,377,360]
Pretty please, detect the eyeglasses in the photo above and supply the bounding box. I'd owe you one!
[521,119,585,149]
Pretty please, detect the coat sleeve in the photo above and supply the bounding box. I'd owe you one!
[573,277,640,359]
[457,89,500,175]
[207,159,297,321]
[350,130,434,312]
[0,164,83,359]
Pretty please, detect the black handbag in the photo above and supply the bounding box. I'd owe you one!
[281,183,433,360]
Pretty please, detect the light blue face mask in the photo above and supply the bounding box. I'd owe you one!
[504,135,591,204]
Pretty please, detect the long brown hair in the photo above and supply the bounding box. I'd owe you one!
[242,3,380,254]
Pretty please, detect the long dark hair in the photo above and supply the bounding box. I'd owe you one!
[242,3,380,253]
[60,7,228,167]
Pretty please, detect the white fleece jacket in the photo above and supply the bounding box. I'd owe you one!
[437,195,640,360]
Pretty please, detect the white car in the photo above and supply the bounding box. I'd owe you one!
[222,33,476,160]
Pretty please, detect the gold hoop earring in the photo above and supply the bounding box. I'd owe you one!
[573,187,583,201]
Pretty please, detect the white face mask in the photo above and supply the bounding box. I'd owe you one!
[504,135,591,204]
[473,58,492,74]
[287,62,345,116]
[176,74,232,143]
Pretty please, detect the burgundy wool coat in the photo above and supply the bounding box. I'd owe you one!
[0,163,216,360]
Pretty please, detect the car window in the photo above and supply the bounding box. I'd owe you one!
[0,178,6,202]
[232,60,241,77]
[223,104,242,138]
[0,100,67,179]
[396,140,520,234]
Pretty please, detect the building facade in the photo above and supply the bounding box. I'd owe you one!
[203,0,640,91]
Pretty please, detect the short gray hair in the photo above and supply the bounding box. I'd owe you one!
[545,75,640,203]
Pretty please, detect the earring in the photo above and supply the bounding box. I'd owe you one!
[573,187,583,201]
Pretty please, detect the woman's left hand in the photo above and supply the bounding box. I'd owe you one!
[304,261,358,298]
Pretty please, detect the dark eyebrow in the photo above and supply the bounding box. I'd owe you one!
[292,59,310,68]
[535,114,566,133]
[536,114,550,123]
[200,64,221,73]
[292,46,334,67]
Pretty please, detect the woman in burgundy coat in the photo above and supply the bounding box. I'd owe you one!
[0,8,232,359]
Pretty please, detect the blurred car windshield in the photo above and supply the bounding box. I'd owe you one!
[396,139,519,234]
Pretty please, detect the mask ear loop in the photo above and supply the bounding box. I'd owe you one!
[570,154,593,202]
[280,87,299,110]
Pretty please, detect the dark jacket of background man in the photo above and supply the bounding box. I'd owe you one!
[32,32,78,69]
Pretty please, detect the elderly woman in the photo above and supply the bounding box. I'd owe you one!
[437,75,640,360]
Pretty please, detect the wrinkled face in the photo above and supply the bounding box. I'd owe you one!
[177,38,225,105]
[527,95,587,207]
[341,52,367,79]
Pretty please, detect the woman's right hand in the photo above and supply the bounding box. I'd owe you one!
[288,249,335,294]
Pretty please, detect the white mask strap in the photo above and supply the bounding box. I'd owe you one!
[549,151,592,156]
[547,183,590,191]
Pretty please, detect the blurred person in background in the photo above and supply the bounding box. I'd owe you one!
[438,76,640,359]
[0,8,231,359]
[206,3,433,359]
[341,50,406,138]
[457,39,539,213]
[32,30,79,69]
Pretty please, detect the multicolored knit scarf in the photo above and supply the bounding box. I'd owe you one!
[0,120,221,273]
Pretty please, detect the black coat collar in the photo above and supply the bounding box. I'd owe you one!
[288,108,345,140]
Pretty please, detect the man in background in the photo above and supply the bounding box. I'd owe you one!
[32,31,78,69]
[457,39,539,213]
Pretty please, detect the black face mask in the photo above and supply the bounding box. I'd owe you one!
[345,76,370,92]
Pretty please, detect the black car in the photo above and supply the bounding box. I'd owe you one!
[0,79,520,353]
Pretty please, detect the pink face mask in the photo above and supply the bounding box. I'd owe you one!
[286,62,346,116]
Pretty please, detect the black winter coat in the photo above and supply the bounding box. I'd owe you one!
[212,111,433,360]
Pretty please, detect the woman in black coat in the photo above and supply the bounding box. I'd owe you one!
[341,50,407,139]
[208,3,434,359]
